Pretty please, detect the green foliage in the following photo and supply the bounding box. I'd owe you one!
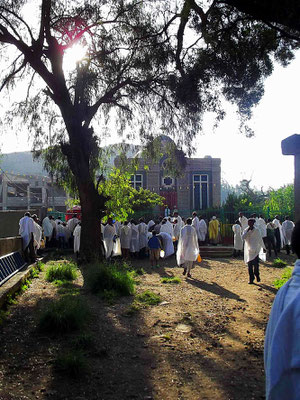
[125,290,161,316]
[55,350,87,378]
[263,185,294,219]
[135,290,161,306]
[273,267,293,289]
[38,296,90,334]
[46,261,78,282]
[161,276,181,284]
[272,258,288,268]
[99,168,164,221]
[86,261,135,297]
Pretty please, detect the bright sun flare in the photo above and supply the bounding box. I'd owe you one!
[63,44,87,69]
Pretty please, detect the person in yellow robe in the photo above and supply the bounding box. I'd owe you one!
[208,216,220,245]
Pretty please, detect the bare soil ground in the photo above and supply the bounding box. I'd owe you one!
[0,252,295,400]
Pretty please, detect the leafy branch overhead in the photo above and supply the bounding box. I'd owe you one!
[0,0,299,258]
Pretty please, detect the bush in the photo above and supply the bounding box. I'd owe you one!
[55,350,87,378]
[273,267,293,289]
[272,258,288,268]
[161,276,181,284]
[46,261,77,282]
[86,262,135,297]
[38,296,90,334]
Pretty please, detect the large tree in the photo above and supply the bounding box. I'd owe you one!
[0,0,299,259]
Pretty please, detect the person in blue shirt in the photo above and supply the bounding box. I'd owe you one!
[148,231,161,268]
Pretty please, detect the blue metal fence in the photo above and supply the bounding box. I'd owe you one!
[0,252,27,286]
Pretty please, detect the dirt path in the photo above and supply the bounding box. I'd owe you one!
[0,253,295,400]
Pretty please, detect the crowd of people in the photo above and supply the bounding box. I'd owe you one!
[18,210,295,283]
[18,212,80,262]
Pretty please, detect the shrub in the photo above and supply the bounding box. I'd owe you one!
[46,261,77,282]
[86,262,135,297]
[272,258,288,268]
[161,276,181,284]
[38,296,90,334]
[273,267,293,289]
[54,350,87,378]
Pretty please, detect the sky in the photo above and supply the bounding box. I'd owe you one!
[1,50,299,190]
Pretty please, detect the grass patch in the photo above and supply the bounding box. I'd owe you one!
[161,276,181,284]
[86,262,135,298]
[135,290,161,306]
[0,310,9,325]
[273,267,293,289]
[272,258,288,268]
[125,290,161,316]
[54,350,87,378]
[46,261,77,282]
[38,295,90,334]
[72,333,94,350]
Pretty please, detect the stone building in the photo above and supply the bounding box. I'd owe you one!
[115,136,221,216]
[0,172,67,211]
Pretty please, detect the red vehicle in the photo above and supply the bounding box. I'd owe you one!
[65,205,81,222]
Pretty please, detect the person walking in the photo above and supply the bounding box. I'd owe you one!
[282,216,295,255]
[242,218,265,284]
[176,218,199,278]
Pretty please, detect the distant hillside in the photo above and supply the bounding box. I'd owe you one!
[1,152,47,176]
[0,143,141,177]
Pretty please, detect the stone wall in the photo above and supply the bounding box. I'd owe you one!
[0,236,22,257]
[0,210,39,238]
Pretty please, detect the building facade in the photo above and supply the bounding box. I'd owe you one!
[116,137,221,216]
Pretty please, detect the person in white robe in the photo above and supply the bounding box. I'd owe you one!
[130,220,139,256]
[19,212,36,262]
[32,214,43,255]
[160,218,174,237]
[173,219,181,241]
[138,218,148,257]
[42,216,53,247]
[238,212,248,232]
[49,216,57,246]
[73,222,81,256]
[67,215,79,233]
[57,222,67,248]
[120,221,131,259]
[114,220,121,236]
[147,219,155,231]
[281,216,295,255]
[172,212,184,229]
[199,216,207,244]
[176,218,199,278]
[192,212,201,242]
[257,215,267,246]
[264,221,300,400]
[157,232,174,258]
[232,220,243,256]
[103,218,116,259]
[242,218,266,284]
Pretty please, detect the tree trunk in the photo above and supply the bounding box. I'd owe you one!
[78,179,104,261]
[61,116,107,262]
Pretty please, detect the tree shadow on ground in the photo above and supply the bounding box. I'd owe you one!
[186,278,246,302]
